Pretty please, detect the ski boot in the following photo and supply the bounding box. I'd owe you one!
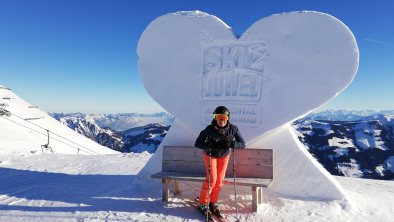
[198,204,213,221]
[209,202,224,219]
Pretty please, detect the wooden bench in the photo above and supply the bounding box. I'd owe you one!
[151,146,273,212]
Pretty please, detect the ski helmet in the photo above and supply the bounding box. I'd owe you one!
[213,106,230,117]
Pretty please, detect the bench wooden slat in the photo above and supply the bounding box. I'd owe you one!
[163,147,202,162]
[229,149,273,166]
[162,161,273,178]
[163,160,205,174]
[163,147,273,165]
[151,171,272,187]
[227,163,273,178]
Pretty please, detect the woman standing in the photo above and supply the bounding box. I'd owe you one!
[194,106,245,217]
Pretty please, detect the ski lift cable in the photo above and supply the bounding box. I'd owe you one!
[0,116,97,155]
[8,111,100,155]
[0,113,99,155]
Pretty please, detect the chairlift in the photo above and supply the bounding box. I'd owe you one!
[41,129,54,154]
[0,108,11,117]
[24,117,43,121]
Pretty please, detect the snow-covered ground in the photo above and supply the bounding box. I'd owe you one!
[0,86,117,155]
[0,152,393,222]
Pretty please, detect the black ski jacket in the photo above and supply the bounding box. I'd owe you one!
[194,121,245,158]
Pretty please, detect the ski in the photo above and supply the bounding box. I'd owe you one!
[186,198,214,222]
[187,197,227,222]
[211,210,226,222]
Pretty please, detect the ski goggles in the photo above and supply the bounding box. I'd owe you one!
[213,114,229,121]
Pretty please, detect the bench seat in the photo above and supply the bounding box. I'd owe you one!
[151,171,272,187]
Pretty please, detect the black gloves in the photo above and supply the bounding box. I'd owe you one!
[223,135,235,148]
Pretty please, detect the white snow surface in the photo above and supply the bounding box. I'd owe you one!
[0,152,393,222]
[328,137,355,149]
[354,122,388,151]
[0,87,118,155]
[337,159,364,178]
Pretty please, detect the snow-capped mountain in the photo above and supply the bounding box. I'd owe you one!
[122,123,170,153]
[293,112,394,180]
[307,109,394,121]
[54,115,124,152]
[51,113,171,153]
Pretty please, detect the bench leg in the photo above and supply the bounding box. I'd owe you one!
[259,187,263,204]
[252,186,258,212]
[172,179,180,195]
[252,187,264,212]
[162,179,170,202]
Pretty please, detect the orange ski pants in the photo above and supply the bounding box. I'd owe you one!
[199,152,231,204]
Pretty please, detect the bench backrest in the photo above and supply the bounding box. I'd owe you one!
[162,146,273,179]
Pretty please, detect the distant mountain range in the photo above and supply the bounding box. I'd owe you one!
[51,110,394,180]
[50,112,173,153]
[50,112,174,131]
[305,109,394,121]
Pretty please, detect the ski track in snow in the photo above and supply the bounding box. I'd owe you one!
[0,152,393,222]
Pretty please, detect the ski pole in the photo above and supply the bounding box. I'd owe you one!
[206,147,212,222]
[232,148,239,221]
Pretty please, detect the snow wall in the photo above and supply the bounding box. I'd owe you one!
[137,11,359,201]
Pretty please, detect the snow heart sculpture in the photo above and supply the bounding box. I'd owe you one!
[138,11,358,201]
[138,11,358,143]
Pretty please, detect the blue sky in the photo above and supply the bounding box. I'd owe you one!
[1,0,394,114]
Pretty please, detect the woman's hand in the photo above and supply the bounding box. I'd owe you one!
[223,135,235,148]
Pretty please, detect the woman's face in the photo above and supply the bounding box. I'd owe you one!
[214,114,228,127]
[217,119,227,127]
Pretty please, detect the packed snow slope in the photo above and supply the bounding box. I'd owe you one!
[0,152,393,222]
[0,86,117,155]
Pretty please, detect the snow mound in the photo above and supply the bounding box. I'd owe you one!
[0,86,118,155]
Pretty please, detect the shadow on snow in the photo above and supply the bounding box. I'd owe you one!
[0,167,201,220]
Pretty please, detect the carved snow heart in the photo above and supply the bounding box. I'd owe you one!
[137,11,359,143]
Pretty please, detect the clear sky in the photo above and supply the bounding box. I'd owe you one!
[1,0,394,114]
